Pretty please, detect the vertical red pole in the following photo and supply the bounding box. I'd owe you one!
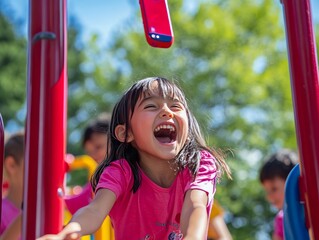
[281,0,319,238]
[0,114,4,219]
[23,0,67,238]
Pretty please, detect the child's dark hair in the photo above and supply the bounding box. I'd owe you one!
[259,149,298,183]
[5,131,25,165]
[82,113,111,147]
[91,77,231,192]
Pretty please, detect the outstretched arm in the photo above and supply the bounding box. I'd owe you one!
[180,189,209,240]
[37,189,116,240]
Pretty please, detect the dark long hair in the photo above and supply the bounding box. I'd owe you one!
[91,77,231,192]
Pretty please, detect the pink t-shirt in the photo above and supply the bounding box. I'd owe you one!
[96,150,217,239]
[0,198,21,235]
[274,210,284,239]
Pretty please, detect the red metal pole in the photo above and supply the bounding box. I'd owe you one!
[0,114,4,219]
[281,0,319,238]
[23,0,67,238]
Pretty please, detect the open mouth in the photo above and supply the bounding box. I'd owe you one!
[154,124,177,143]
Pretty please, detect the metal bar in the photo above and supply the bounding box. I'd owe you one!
[23,0,67,238]
[281,0,319,238]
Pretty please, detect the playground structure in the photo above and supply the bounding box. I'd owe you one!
[280,0,319,239]
[0,0,318,239]
[64,155,114,240]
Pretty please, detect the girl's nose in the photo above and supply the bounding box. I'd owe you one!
[160,107,174,118]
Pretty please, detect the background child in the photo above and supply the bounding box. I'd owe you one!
[64,113,111,213]
[259,149,298,240]
[64,113,114,240]
[0,214,22,240]
[38,76,231,239]
[81,112,111,165]
[0,132,24,237]
[207,200,232,240]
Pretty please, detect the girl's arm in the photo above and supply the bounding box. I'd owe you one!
[37,189,116,240]
[67,188,116,236]
[180,189,209,240]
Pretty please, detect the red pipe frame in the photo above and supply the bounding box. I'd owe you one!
[23,0,67,238]
[281,0,319,238]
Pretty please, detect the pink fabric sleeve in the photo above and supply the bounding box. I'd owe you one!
[274,210,284,238]
[186,150,217,205]
[0,199,21,235]
[64,183,93,214]
[95,159,132,199]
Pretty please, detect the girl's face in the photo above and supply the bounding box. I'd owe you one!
[4,156,24,191]
[84,132,108,164]
[262,177,286,210]
[129,84,189,162]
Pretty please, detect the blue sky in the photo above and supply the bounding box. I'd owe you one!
[5,0,134,44]
[5,0,319,44]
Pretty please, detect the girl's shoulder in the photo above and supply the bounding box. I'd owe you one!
[181,150,217,181]
[96,159,134,196]
[182,150,217,206]
[198,149,217,172]
[103,159,133,178]
[108,158,131,169]
[200,150,217,167]
[200,149,215,159]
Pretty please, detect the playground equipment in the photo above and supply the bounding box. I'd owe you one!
[64,155,114,240]
[280,0,319,239]
[64,155,97,226]
[139,0,174,48]
[284,164,309,239]
[22,1,67,238]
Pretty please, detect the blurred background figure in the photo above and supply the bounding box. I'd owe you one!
[1,131,24,239]
[81,112,111,165]
[1,131,11,199]
[64,113,114,240]
[207,200,232,240]
[0,214,22,240]
[259,149,298,240]
[65,112,111,211]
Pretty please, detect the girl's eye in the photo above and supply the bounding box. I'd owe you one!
[144,104,156,109]
[171,104,183,110]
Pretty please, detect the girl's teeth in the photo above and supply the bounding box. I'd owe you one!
[155,125,175,132]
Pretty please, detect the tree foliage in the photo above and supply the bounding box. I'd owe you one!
[83,0,303,238]
[0,7,26,129]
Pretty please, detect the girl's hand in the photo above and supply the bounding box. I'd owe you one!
[36,222,81,240]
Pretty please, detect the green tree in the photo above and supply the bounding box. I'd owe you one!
[66,16,92,154]
[66,25,123,154]
[0,7,92,155]
[86,0,304,238]
[0,6,27,129]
